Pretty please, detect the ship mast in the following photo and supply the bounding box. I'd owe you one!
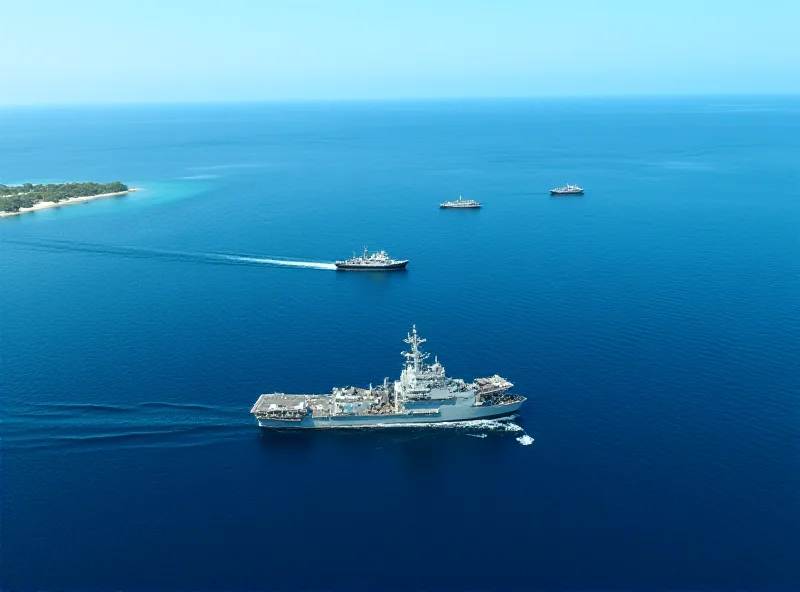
[402,324,429,372]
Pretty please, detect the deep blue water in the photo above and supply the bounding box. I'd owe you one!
[1,99,799,591]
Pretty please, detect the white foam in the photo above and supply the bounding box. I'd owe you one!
[516,435,534,446]
[179,174,220,180]
[316,417,524,432]
[222,255,336,270]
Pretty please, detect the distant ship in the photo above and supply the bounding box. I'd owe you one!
[335,247,408,271]
[251,325,526,428]
[550,184,584,195]
[440,195,482,209]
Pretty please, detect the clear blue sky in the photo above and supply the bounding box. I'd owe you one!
[1,0,798,105]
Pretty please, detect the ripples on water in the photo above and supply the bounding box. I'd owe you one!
[5,238,338,270]
[2,99,798,591]
[1,399,532,452]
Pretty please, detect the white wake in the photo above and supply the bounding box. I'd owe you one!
[221,255,337,270]
[356,417,535,446]
[315,417,525,432]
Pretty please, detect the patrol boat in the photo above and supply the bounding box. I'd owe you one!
[334,247,408,271]
[550,184,584,195]
[251,325,526,428]
[440,194,482,209]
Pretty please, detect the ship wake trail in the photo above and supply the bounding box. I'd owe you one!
[5,239,336,271]
[429,417,533,446]
[329,417,526,433]
[219,255,337,270]
[2,399,251,452]
[362,416,534,446]
[257,416,528,435]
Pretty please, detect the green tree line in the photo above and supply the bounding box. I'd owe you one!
[0,181,128,212]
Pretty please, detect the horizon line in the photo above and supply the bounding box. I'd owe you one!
[1,92,799,109]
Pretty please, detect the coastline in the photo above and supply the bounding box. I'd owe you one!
[0,188,140,218]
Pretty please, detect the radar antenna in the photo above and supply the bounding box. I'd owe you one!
[401,324,429,372]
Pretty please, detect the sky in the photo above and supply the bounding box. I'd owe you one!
[1,0,798,105]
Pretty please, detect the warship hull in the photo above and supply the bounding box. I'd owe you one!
[335,261,408,271]
[255,398,524,429]
[251,326,527,430]
[550,189,584,195]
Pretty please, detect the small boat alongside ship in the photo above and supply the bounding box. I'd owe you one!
[440,195,481,209]
[550,184,584,195]
[335,247,408,271]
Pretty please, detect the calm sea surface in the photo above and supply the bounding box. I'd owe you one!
[1,99,798,591]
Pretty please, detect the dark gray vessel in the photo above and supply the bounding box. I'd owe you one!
[335,247,408,271]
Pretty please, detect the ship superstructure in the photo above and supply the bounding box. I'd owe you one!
[251,326,525,428]
[550,184,584,195]
[335,247,408,271]
[440,195,482,209]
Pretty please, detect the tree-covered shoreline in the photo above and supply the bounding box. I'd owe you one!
[0,181,129,212]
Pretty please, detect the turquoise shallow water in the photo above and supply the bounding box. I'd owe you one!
[1,99,799,591]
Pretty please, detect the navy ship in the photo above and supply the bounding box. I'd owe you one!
[251,325,526,428]
[335,248,408,271]
[550,184,584,195]
[440,194,482,209]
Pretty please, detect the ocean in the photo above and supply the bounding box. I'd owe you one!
[1,98,798,591]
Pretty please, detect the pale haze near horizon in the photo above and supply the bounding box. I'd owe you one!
[1,0,798,105]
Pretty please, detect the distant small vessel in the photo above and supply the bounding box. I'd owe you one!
[550,184,584,195]
[335,247,408,271]
[440,195,481,209]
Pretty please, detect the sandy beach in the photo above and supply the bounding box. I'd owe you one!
[0,188,140,218]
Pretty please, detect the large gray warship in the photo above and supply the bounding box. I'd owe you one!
[251,326,526,428]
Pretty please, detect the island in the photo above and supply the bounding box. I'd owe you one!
[0,182,138,217]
